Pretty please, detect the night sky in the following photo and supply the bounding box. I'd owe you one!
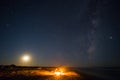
[0,0,120,67]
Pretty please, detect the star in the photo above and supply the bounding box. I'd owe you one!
[109,36,113,39]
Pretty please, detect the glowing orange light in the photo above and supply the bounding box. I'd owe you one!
[37,67,79,77]
[54,72,61,76]
[53,67,65,76]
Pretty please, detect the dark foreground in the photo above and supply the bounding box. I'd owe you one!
[0,66,120,80]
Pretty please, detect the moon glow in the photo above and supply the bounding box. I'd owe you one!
[22,55,30,62]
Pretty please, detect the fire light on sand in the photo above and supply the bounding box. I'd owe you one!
[39,67,79,77]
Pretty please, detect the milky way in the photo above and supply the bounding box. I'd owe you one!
[87,0,99,64]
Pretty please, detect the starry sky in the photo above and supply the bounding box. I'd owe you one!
[0,0,120,67]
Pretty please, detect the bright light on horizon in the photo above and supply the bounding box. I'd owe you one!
[22,55,30,62]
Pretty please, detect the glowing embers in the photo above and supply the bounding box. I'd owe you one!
[53,67,78,76]
[54,72,62,76]
[38,67,79,77]
[54,68,65,76]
